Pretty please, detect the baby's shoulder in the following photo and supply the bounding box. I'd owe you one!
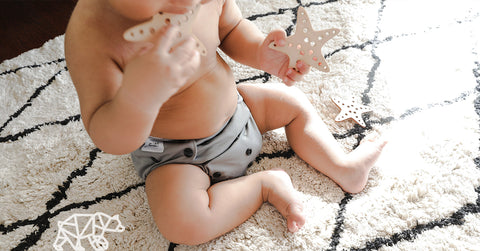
[67,4,132,63]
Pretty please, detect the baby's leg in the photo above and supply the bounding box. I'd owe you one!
[238,84,387,194]
[145,164,304,245]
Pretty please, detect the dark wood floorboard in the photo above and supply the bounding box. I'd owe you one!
[0,0,77,63]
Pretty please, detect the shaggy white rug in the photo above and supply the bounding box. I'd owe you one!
[1,0,480,250]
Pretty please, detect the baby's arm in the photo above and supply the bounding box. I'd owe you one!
[218,0,309,85]
[66,25,200,155]
[218,0,263,69]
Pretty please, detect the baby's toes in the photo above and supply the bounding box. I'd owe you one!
[286,203,305,232]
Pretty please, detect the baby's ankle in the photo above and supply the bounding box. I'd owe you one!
[260,169,291,203]
[260,170,300,211]
[335,156,375,193]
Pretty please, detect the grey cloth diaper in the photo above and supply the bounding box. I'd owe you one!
[131,93,262,184]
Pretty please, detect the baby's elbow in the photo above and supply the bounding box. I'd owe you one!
[97,144,134,155]
[88,131,141,155]
[85,124,143,155]
[93,139,140,155]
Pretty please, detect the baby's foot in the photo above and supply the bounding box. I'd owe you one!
[285,203,304,232]
[262,169,305,232]
[338,134,388,193]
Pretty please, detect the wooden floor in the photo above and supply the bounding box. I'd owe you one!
[0,0,77,62]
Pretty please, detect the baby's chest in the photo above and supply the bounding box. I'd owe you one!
[192,5,221,58]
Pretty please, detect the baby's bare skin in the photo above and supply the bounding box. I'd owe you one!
[66,0,241,146]
[66,0,386,245]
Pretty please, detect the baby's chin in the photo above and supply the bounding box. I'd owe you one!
[159,1,207,15]
[108,0,213,21]
[160,0,216,15]
[160,6,193,15]
[108,0,192,21]
[108,0,162,21]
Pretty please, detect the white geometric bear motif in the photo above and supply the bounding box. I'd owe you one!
[53,212,125,251]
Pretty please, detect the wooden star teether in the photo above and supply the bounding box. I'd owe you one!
[123,5,207,56]
[269,7,339,72]
[331,96,371,127]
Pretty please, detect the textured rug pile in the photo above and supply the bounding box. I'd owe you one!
[1,0,480,250]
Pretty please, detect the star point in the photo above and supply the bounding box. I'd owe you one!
[269,7,339,72]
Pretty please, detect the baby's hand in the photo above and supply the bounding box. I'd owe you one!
[258,30,310,86]
[124,25,201,96]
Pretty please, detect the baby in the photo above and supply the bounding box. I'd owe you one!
[65,0,387,245]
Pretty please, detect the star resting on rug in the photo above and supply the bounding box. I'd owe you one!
[65,0,387,245]
[332,96,372,128]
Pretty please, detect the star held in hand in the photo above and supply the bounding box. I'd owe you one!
[331,96,371,128]
[269,6,340,72]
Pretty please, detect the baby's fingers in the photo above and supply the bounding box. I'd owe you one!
[284,69,302,85]
[150,25,180,55]
[171,36,201,76]
[172,36,200,62]
[295,60,310,75]
[265,29,287,47]
[284,60,310,85]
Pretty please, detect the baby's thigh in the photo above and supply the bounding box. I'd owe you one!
[145,164,210,233]
[237,83,313,133]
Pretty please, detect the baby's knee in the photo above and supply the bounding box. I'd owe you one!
[276,84,313,109]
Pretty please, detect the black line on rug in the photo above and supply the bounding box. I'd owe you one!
[474,57,480,168]
[255,149,296,162]
[50,182,145,216]
[398,90,474,120]
[0,114,81,143]
[169,242,178,251]
[236,72,272,84]
[0,67,68,134]
[326,37,391,59]
[246,0,338,21]
[474,60,480,118]
[46,147,102,210]
[350,186,480,251]
[0,58,65,76]
[327,193,353,251]
[332,124,369,140]
[361,0,386,106]
[2,182,144,250]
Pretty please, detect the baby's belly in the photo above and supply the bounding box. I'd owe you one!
[149,59,238,140]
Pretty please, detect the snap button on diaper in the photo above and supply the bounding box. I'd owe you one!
[246,148,252,156]
[184,148,194,157]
